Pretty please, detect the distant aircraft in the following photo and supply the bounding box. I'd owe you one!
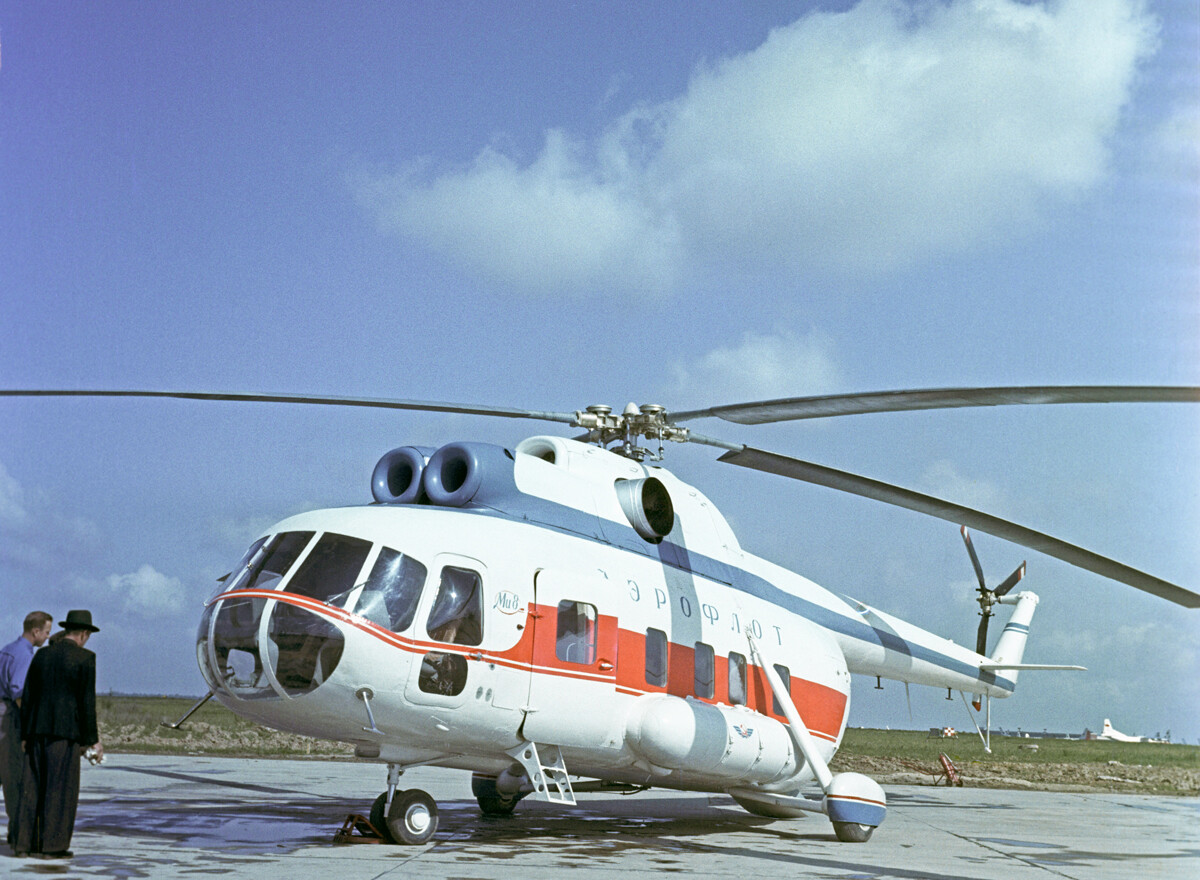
[1094,719,1165,743]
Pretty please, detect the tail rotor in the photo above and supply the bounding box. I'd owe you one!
[961,526,1025,657]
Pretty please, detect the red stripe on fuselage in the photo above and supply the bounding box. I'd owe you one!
[211,590,846,741]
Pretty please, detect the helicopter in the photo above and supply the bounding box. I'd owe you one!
[3,385,1198,845]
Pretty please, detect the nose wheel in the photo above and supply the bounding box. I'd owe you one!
[369,789,439,845]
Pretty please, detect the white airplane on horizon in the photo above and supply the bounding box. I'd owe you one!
[1095,719,1166,743]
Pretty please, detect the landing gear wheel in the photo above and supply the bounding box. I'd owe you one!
[471,774,519,817]
[369,792,392,841]
[833,821,874,843]
[387,788,439,845]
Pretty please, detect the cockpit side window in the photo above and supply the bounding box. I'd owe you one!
[286,533,372,602]
[350,548,427,633]
[229,532,314,592]
[426,566,483,646]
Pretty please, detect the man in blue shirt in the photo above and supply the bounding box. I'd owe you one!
[0,611,53,846]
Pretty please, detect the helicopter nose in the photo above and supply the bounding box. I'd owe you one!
[198,594,346,700]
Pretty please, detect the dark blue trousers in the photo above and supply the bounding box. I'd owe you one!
[14,737,80,855]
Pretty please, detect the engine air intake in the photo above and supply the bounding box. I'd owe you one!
[615,477,674,543]
[372,446,434,504]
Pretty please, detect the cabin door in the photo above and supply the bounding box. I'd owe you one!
[522,569,621,748]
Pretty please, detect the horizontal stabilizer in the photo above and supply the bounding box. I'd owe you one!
[980,663,1086,671]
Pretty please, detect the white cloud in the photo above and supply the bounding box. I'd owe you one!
[358,131,683,294]
[1145,98,1200,176]
[0,461,29,529]
[0,462,102,572]
[359,0,1157,295]
[106,564,185,615]
[920,459,1004,511]
[666,329,842,407]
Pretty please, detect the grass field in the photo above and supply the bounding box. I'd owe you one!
[839,726,1200,769]
[98,694,352,757]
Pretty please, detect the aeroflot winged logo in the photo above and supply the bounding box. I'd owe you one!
[732,723,755,739]
[493,591,521,614]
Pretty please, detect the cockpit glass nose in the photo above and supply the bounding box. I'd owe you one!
[201,593,348,701]
[268,603,345,695]
[210,595,276,700]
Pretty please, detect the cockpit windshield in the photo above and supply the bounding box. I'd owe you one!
[338,547,427,633]
[227,531,314,592]
[286,532,372,602]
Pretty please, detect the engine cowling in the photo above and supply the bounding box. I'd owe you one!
[422,442,518,508]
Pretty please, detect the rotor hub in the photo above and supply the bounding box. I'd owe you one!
[572,403,690,460]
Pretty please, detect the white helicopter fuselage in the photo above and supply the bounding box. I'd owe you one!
[195,435,1022,801]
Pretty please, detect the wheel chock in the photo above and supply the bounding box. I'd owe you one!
[334,813,389,844]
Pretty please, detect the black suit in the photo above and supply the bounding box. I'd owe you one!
[14,639,98,855]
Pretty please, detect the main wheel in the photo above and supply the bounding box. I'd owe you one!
[369,792,393,841]
[833,821,874,843]
[387,788,439,845]
[471,774,519,817]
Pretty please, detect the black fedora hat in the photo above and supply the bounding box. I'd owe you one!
[60,609,100,633]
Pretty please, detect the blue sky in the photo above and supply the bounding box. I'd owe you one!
[2,1,1197,742]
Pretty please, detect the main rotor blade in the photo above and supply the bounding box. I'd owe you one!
[719,446,1200,608]
[0,390,580,424]
[672,386,1200,425]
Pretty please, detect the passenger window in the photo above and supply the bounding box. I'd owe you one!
[349,548,427,633]
[287,533,373,602]
[230,532,314,592]
[645,628,668,687]
[772,664,791,715]
[555,601,597,665]
[694,642,715,699]
[426,567,483,646]
[728,651,747,705]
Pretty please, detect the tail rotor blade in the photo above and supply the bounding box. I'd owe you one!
[995,561,1027,597]
[961,526,987,592]
[976,614,991,657]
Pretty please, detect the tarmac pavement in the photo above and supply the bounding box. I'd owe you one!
[2,753,1197,879]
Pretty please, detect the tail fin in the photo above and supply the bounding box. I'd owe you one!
[988,591,1040,685]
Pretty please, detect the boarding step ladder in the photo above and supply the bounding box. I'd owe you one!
[506,740,576,805]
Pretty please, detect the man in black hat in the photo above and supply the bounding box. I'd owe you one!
[12,610,102,860]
